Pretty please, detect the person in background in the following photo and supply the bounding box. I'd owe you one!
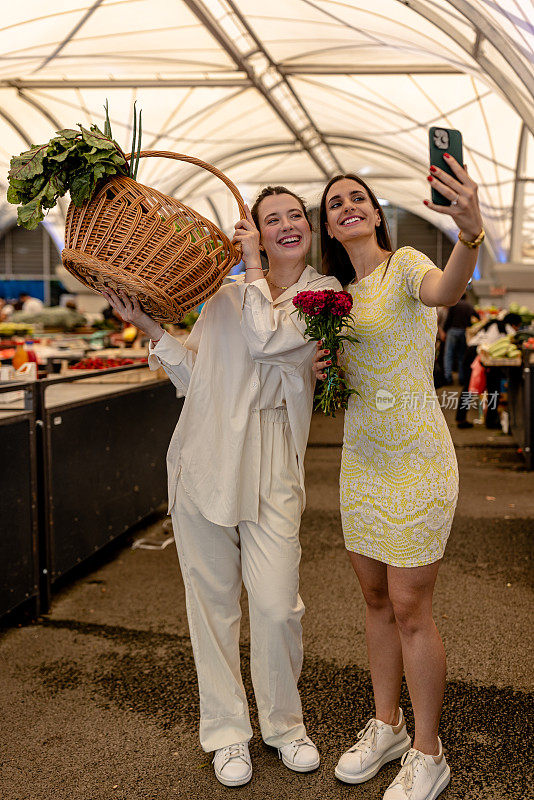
[456,312,522,429]
[102,302,142,347]
[0,296,14,321]
[18,292,44,315]
[442,292,479,384]
[433,306,448,388]
[102,303,123,329]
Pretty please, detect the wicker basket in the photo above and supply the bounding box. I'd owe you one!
[62,151,246,323]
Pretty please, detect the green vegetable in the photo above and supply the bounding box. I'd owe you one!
[8,104,129,230]
[10,306,87,331]
[129,102,143,180]
[103,100,112,139]
[179,310,200,330]
[0,322,34,337]
[164,218,217,256]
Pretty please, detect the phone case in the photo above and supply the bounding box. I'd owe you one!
[429,127,463,206]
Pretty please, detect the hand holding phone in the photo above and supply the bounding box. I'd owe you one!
[429,127,463,206]
[425,128,483,243]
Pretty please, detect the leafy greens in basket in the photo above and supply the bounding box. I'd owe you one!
[7,102,142,230]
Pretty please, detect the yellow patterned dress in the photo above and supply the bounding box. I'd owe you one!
[339,246,458,567]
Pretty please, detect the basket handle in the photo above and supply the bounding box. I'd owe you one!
[125,150,247,220]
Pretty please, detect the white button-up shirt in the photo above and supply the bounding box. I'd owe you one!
[148,266,342,526]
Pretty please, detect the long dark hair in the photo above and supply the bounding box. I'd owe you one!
[320,174,392,285]
[251,185,312,233]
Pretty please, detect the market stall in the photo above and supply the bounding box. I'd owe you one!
[0,361,183,618]
[472,310,534,468]
[36,368,182,609]
[0,382,39,619]
[477,349,534,470]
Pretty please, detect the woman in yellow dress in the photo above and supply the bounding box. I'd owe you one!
[314,156,484,800]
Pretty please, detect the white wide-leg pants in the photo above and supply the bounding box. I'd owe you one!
[170,408,306,752]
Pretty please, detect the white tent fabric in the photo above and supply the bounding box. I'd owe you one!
[0,0,532,272]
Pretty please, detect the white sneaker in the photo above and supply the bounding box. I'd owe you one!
[212,742,252,787]
[335,708,411,784]
[278,736,320,772]
[383,738,450,800]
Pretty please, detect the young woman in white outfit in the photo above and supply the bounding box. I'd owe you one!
[314,156,484,800]
[102,187,341,787]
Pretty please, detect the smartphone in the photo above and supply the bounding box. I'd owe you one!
[429,127,463,206]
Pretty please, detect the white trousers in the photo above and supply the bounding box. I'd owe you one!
[170,408,306,752]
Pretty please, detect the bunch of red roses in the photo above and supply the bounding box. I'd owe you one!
[292,289,358,417]
[293,288,353,317]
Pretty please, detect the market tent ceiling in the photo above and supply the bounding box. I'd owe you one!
[0,0,533,269]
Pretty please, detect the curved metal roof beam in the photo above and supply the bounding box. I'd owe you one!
[278,36,473,74]
[154,86,249,142]
[173,136,428,199]
[17,89,62,132]
[281,62,464,75]
[444,0,534,97]
[205,196,224,230]
[296,0,533,134]
[510,122,528,262]
[172,128,470,202]
[0,108,32,147]
[325,134,428,174]
[167,140,296,196]
[32,0,106,74]
[172,136,497,260]
[0,113,41,233]
[13,92,67,222]
[182,0,343,177]
[297,76,509,170]
[2,77,250,89]
[396,0,534,135]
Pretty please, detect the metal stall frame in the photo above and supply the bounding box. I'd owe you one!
[0,381,40,619]
[503,351,533,470]
[31,364,177,613]
[520,352,532,470]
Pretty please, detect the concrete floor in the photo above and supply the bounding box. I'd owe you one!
[1,402,533,800]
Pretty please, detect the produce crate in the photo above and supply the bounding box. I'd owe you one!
[88,347,151,358]
[479,353,522,367]
[89,336,189,358]
[75,365,167,384]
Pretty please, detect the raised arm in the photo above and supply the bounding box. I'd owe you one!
[232,202,342,368]
[419,155,484,307]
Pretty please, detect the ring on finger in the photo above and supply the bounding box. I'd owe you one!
[451,193,460,206]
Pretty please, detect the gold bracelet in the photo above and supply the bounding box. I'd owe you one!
[458,228,485,249]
